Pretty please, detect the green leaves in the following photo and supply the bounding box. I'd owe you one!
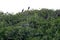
[0,9,60,40]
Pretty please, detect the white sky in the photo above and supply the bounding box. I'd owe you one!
[0,0,60,13]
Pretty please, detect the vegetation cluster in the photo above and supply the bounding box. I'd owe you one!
[0,9,60,40]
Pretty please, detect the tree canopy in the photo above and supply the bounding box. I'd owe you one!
[0,8,60,40]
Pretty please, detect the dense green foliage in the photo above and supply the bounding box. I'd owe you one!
[0,9,60,40]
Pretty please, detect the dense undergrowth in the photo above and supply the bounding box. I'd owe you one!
[0,9,60,40]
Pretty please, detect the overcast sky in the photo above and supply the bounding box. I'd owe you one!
[0,0,60,13]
